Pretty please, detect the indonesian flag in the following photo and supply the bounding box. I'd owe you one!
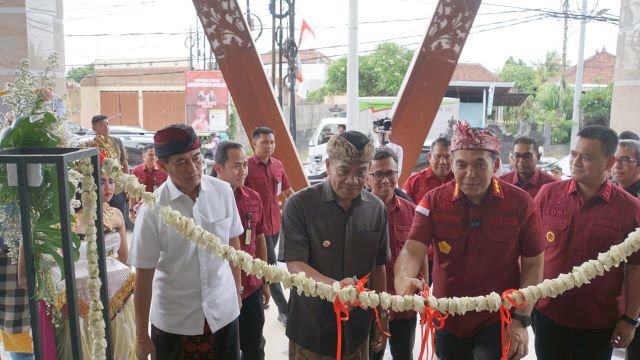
[416,198,431,217]
[296,19,316,99]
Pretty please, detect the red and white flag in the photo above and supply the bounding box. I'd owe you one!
[296,19,316,98]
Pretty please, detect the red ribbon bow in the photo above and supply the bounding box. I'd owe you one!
[417,286,448,360]
[500,289,528,360]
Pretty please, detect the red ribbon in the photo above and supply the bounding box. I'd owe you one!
[332,273,384,360]
[500,289,528,360]
[417,286,448,360]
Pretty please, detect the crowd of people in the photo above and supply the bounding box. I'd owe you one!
[2,115,640,360]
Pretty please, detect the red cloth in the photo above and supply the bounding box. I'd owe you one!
[235,186,267,299]
[534,179,640,329]
[386,195,417,321]
[451,121,500,154]
[132,163,168,193]
[245,155,291,236]
[409,178,545,337]
[402,167,454,203]
[499,168,557,199]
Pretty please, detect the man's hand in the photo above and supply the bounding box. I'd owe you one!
[128,210,137,224]
[263,285,271,306]
[370,318,389,354]
[610,319,636,348]
[394,275,423,296]
[339,277,356,288]
[136,334,156,360]
[507,320,528,360]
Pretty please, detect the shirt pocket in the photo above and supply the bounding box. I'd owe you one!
[202,216,232,243]
[432,225,463,266]
[485,226,519,260]
[542,217,569,251]
[588,221,625,256]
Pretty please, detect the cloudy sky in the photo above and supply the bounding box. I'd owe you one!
[63,0,620,73]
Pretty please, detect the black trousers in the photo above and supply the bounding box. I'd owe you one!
[152,318,240,360]
[239,287,265,360]
[532,310,614,360]
[434,322,501,360]
[369,316,417,360]
[628,328,640,359]
[266,233,288,315]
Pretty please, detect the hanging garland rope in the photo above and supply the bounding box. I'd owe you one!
[102,157,640,316]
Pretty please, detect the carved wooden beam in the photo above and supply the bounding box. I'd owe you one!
[192,0,309,190]
[391,0,482,184]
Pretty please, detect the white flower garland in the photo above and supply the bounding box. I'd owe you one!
[105,158,640,315]
[77,159,107,360]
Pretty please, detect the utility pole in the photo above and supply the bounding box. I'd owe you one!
[347,0,359,132]
[561,0,569,91]
[570,0,588,149]
[288,0,296,141]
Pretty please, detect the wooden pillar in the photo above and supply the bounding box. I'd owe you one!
[192,0,309,190]
[391,0,482,184]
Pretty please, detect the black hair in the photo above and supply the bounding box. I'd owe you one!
[214,140,244,166]
[340,131,370,150]
[91,114,108,125]
[577,125,618,157]
[431,137,451,149]
[513,136,540,156]
[252,127,275,139]
[372,147,398,164]
[619,130,640,141]
[143,144,155,154]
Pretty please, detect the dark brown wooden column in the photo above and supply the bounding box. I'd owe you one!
[391,0,482,184]
[192,0,309,190]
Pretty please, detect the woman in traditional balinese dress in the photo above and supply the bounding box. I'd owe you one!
[19,171,136,359]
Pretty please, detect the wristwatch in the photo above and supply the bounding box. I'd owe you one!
[621,314,640,328]
[236,286,244,296]
[512,313,532,327]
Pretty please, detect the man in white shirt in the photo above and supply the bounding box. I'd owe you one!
[130,124,244,360]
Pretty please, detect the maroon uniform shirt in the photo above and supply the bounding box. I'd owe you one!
[235,185,267,299]
[499,168,556,199]
[132,163,168,193]
[386,195,417,321]
[402,167,454,203]
[245,155,291,236]
[409,178,545,337]
[535,179,640,329]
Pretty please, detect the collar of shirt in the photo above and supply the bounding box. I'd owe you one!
[567,178,613,202]
[234,185,251,198]
[251,154,271,166]
[165,176,212,202]
[510,168,541,188]
[320,180,369,205]
[387,194,402,214]
[623,179,640,197]
[143,164,159,173]
[450,177,505,203]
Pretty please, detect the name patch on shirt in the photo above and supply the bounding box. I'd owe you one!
[433,214,462,225]
[488,216,518,226]
[543,208,566,218]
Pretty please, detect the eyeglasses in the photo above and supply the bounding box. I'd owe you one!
[510,152,535,160]
[615,156,639,166]
[369,171,399,181]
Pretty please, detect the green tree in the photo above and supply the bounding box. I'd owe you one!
[580,83,613,126]
[535,50,563,83]
[310,42,413,99]
[498,57,540,93]
[66,64,94,83]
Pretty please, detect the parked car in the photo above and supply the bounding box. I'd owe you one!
[70,128,155,169]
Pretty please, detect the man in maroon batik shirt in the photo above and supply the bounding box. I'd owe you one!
[402,137,454,203]
[130,145,168,220]
[214,140,269,360]
[533,126,640,360]
[395,121,545,360]
[244,127,294,324]
[367,147,419,360]
[500,136,556,199]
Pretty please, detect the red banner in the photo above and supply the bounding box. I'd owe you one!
[185,71,229,132]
